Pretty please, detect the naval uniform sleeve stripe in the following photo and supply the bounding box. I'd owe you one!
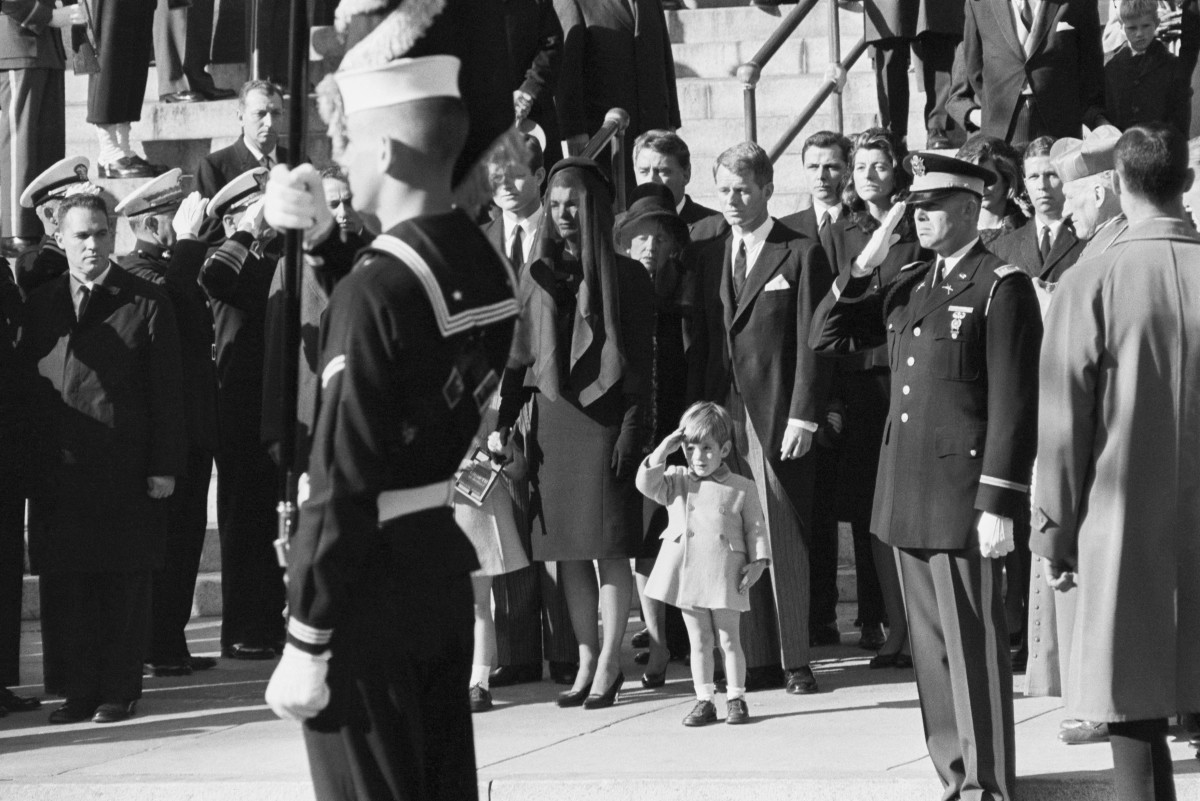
[212,240,249,272]
[287,618,333,646]
[979,475,1029,493]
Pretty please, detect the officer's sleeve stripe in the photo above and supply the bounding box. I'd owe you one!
[321,354,346,388]
[209,240,250,273]
[287,617,333,646]
[979,475,1029,493]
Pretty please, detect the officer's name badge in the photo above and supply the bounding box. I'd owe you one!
[949,305,972,340]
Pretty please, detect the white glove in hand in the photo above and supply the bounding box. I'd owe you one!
[977,512,1014,559]
[264,164,334,248]
[171,192,207,240]
[265,643,331,721]
[851,202,905,278]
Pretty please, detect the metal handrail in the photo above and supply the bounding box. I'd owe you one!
[581,107,631,212]
[738,0,866,163]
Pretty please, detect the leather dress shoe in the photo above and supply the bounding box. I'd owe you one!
[189,656,218,671]
[48,699,100,724]
[641,669,667,689]
[468,685,493,713]
[683,699,717,726]
[488,663,541,686]
[785,666,819,695]
[726,697,750,725]
[98,156,159,179]
[631,629,650,649]
[633,651,650,665]
[0,687,41,712]
[146,661,192,677]
[744,665,785,692]
[857,624,886,651]
[868,651,913,670]
[93,701,135,723]
[925,128,952,149]
[160,90,204,103]
[222,643,277,660]
[1059,719,1109,745]
[202,87,238,101]
[548,661,578,686]
[810,623,841,647]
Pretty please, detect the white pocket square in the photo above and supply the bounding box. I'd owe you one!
[1055,20,1074,31]
[764,275,792,291]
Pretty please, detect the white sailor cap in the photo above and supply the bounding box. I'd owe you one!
[19,157,93,209]
[333,54,461,116]
[207,167,269,218]
[114,168,187,217]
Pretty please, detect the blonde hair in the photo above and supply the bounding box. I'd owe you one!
[678,401,734,447]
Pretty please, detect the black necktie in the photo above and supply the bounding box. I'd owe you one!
[1039,225,1052,264]
[261,154,273,170]
[732,240,748,297]
[818,211,838,270]
[509,226,524,271]
[76,285,90,322]
[931,258,946,292]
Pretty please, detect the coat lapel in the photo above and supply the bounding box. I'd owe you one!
[986,0,1027,62]
[717,236,735,332]
[1026,0,1067,60]
[913,246,985,322]
[732,238,787,327]
[1041,224,1078,279]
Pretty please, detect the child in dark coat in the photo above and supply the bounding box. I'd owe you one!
[1103,0,1191,135]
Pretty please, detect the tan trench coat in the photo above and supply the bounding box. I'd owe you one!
[1032,217,1200,722]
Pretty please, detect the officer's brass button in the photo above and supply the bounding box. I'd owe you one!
[907,356,915,366]
[913,326,921,337]
[970,449,977,456]
[901,413,909,422]
[902,385,910,395]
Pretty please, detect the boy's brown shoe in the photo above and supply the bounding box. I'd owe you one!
[683,699,717,727]
[726,697,750,724]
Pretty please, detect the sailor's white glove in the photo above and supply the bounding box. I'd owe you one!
[976,511,1014,559]
[265,643,331,721]
[264,164,334,248]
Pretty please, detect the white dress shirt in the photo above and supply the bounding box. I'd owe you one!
[811,199,843,228]
[502,206,542,266]
[69,264,111,316]
[243,137,279,169]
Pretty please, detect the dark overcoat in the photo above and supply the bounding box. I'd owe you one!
[863,0,965,42]
[1104,40,1191,136]
[504,0,565,166]
[20,264,186,572]
[988,219,1085,283]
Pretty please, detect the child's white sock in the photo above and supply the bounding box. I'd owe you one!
[695,682,715,702]
[469,664,491,689]
[727,686,746,700]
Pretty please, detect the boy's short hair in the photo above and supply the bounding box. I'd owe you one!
[633,129,692,172]
[801,130,852,164]
[1119,0,1159,23]
[679,401,734,447]
[714,141,773,187]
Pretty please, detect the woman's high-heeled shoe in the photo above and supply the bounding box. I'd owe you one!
[556,680,594,708]
[582,672,625,709]
[869,650,912,670]
[641,669,666,689]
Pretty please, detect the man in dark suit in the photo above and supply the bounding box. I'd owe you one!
[812,152,1042,801]
[948,0,1104,144]
[20,192,187,724]
[780,131,851,277]
[195,80,288,242]
[556,0,680,189]
[0,0,71,250]
[687,141,834,695]
[13,157,97,297]
[503,0,564,167]
[152,0,235,103]
[199,168,285,660]
[632,130,719,228]
[115,172,220,677]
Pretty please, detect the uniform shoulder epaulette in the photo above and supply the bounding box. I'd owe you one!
[368,234,519,340]
[993,264,1023,279]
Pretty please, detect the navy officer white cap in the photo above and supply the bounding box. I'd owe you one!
[114,168,187,217]
[19,156,93,209]
[207,167,269,218]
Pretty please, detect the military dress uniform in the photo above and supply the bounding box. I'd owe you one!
[810,155,1042,801]
[283,210,518,801]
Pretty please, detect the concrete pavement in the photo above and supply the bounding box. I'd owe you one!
[1,615,1198,801]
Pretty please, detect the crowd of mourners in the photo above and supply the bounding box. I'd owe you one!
[2,0,1200,799]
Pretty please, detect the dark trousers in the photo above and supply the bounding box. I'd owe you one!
[0,471,24,688]
[871,33,957,139]
[851,520,886,626]
[809,444,840,629]
[0,68,65,240]
[216,441,284,649]
[1109,718,1176,801]
[40,570,151,703]
[153,0,220,97]
[897,546,1015,801]
[304,566,477,801]
[86,0,157,125]
[1004,502,1031,653]
[149,448,213,663]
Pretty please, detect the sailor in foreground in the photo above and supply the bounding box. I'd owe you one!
[14,156,99,296]
[262,54,519,801]
[811,152,1042,801]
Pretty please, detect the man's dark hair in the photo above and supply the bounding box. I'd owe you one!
[633,129,692,173]
[1115,123,1189,205]
[714,141,773,187]
[320,165,349,182]
[1023,136,1055,162]
[57,192,109,223]
[238,79,283,108]
[802,130,852,164]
